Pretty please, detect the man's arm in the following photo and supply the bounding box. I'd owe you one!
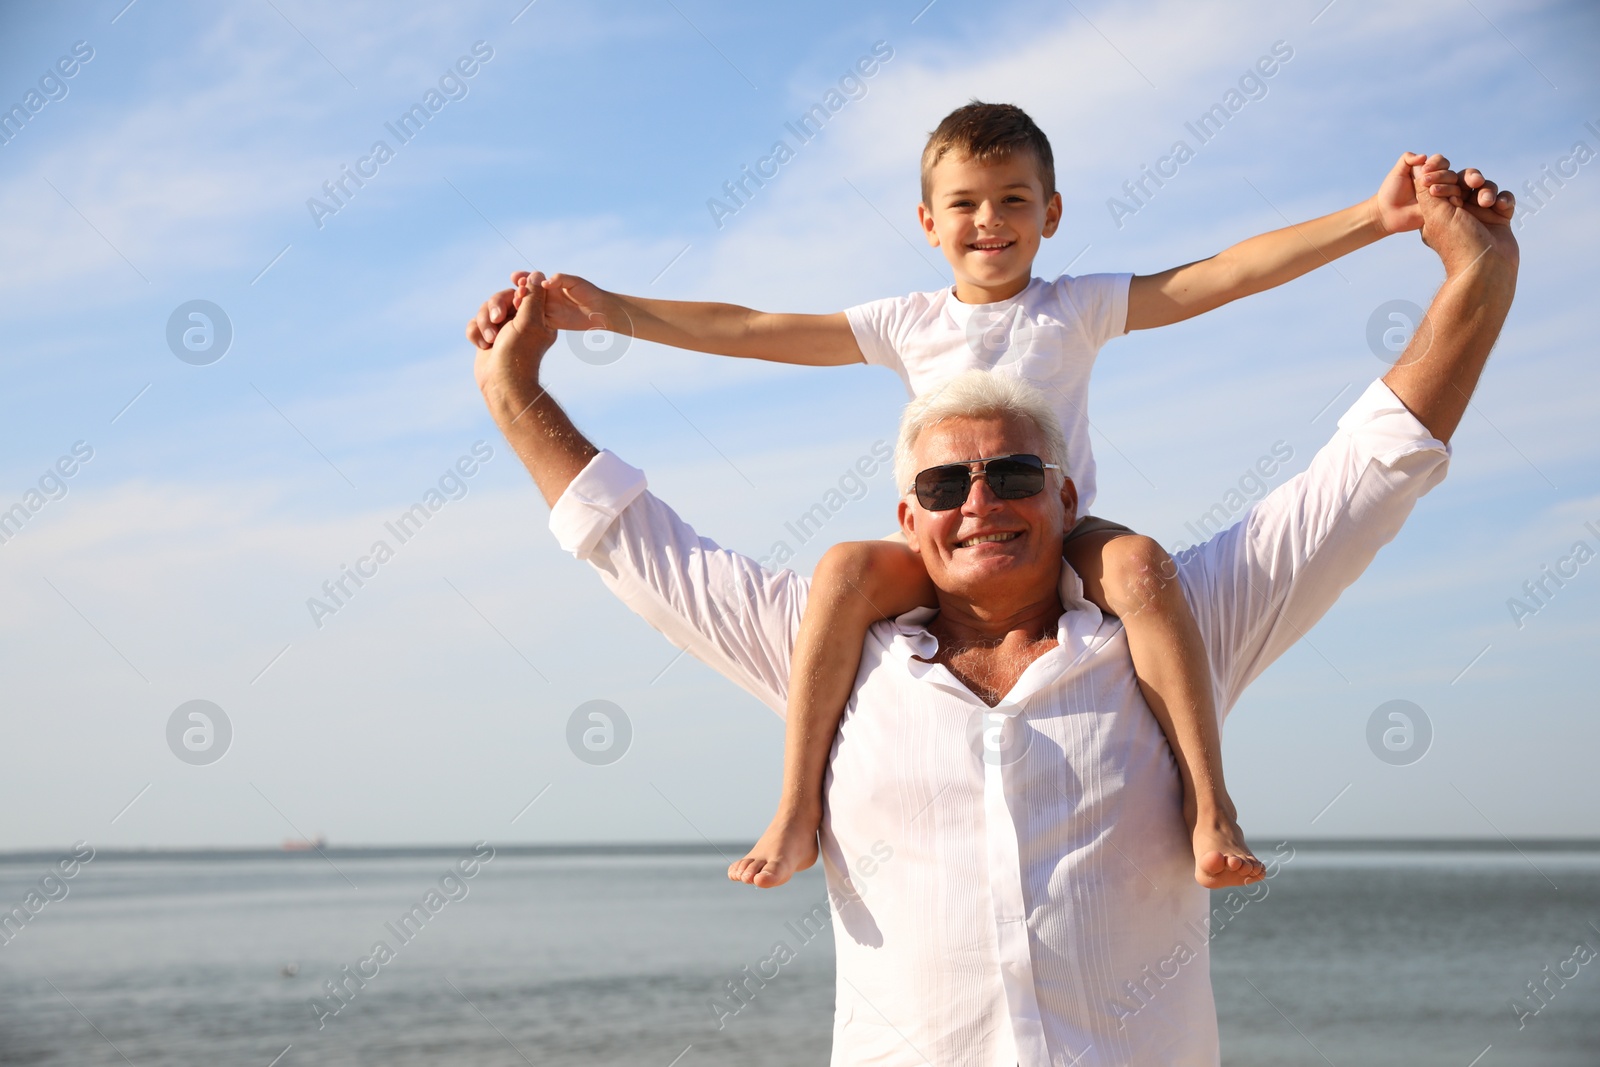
[470,273,598,508]
[468,273,807,712]
[1177,160,1517,712]
[1380,163,1518,441]
[1126,152,1453,331]
[468,270,864,368]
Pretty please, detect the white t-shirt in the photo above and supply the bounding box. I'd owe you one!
[846,272,1132,514]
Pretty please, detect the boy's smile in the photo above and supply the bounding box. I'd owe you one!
[918,151,1062,305]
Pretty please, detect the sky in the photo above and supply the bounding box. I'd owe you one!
[0,0,1596,851]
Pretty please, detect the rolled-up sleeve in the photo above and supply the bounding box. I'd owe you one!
[1178,379,1452,715]
[549,450,807,715]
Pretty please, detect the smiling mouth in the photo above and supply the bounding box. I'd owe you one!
[955,531,1021,549]
[968,240,1014,253]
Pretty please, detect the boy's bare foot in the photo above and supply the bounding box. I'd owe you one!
[1192,810,1265,889]
[728,808,820,888]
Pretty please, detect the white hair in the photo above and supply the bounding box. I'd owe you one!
[893,371,1068,495]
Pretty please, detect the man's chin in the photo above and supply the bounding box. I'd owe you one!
[939,546,1033,585]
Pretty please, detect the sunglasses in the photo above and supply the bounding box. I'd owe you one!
[911,453,1059,511]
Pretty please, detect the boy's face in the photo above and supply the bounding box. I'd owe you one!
[917,150,1062,303]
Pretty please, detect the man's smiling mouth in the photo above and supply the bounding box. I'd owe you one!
[955,531,1021,549]
[968,239,1014,253]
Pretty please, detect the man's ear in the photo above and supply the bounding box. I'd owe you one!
[897,498,920,550]
[1058,476,1079,528]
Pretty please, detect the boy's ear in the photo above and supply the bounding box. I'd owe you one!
[1041,191,1063,239]
[916,202,940,247]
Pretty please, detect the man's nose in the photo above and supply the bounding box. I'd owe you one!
[974,200,1002,228]
[960,474,1004,514]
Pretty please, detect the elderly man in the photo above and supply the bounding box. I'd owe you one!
[467,162,1516,1065]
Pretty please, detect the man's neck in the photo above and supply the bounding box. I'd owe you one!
[928,586,1063,650]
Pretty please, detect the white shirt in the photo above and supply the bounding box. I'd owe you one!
[846,273,1132,513]
[549,380,1450,1066]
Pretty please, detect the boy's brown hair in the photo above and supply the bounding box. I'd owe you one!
[920,101,1056,207]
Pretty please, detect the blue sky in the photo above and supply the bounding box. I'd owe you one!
[0,0,1596,850]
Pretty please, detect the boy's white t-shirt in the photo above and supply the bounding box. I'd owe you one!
[845,272,1133,515]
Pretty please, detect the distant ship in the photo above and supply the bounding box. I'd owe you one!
[281,835,328,851]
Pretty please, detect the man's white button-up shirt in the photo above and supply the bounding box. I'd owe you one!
[548,380,1449,1066]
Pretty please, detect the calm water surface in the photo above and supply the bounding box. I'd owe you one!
[1,846,1596,1065]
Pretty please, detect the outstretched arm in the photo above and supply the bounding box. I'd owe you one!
[1181,158,1516,712]
[1127,152,1456,331]
[1382,161,1518,442]
[468,270,864,367]
[469,272,597,507]
[467,271,809,712]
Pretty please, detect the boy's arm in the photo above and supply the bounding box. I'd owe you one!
[488,270,865,367]
[1126,152,1457,331]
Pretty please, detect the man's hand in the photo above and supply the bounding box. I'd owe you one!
[470,272,557,431]
[468,270,623,348]
[467,280,520,349]
[1373,151,1517,239]
[1411,157,1518,276]
[1381,156,1518,444]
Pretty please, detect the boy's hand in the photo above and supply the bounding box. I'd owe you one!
[1373,151,1463,235]
[1376,152,1515,238]
[470,270,620,347]
[510,270,622,334]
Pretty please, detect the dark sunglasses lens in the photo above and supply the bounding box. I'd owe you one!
[987,458,1045,499]
[917,466,970,510]
[915,456,1047,509]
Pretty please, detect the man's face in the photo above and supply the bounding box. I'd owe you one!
[897,414,1077,604]
[917,151,1062,302]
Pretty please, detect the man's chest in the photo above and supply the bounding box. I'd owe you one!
[934,635,1061,708]
[822,631,1187,915]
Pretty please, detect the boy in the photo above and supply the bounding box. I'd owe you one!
[474,102,1457,891]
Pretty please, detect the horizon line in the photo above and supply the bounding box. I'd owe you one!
[3,836,1599,864]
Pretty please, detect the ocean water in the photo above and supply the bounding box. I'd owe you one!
[0,845,1596,1066]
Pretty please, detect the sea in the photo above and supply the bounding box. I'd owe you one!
[1,842,1596,1066]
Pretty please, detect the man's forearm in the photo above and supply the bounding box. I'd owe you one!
[1382,254,1516,444]
[472,272,605,506]
[490,377,599,509]
[1130,200,1383,330]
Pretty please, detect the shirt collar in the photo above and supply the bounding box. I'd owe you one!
[882,563,1109,707]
